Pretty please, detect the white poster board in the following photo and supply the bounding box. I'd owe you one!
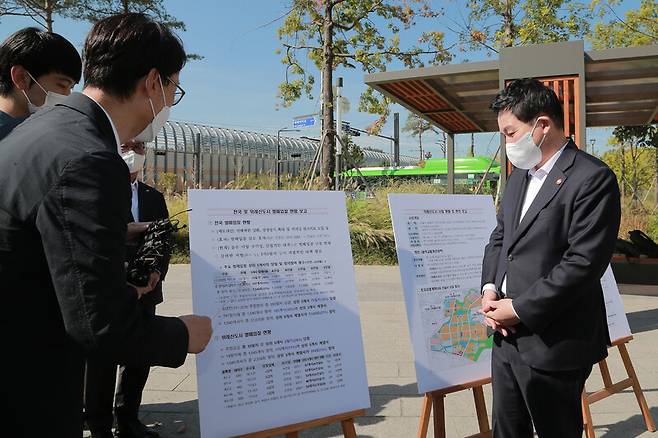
[188,190,370,438]
[601,265,632,342]
[388,194,497,394]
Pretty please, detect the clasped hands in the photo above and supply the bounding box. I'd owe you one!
[480,289,520,337]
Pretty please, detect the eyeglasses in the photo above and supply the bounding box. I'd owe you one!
[165,77,185,106]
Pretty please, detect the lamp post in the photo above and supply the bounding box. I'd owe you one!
[276,128,300,189]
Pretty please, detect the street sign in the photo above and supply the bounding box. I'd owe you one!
[293,114,317,128]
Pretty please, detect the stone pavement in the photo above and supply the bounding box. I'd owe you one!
[87,265,658,437]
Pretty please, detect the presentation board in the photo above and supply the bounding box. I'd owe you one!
[601,264,632,342]
[188,190,370,438]
[389,194,497,393]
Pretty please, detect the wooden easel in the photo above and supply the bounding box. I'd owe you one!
[233,409,365,438]
[582,336,656,438]
[417,378,492,438]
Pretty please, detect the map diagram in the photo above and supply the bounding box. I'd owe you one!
[419,289,493,370]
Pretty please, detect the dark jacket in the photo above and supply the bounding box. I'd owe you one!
[0,109,26,141]
[0,93,188,437]
[128,180,170,306]
[481,141,621,371]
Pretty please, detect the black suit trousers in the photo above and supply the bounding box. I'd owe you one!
[85,301,157,431]
[492,332,592,438]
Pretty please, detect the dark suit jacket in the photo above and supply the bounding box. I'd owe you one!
[0,93,188,437]
[128,181,170,306]
[481,141,621,371]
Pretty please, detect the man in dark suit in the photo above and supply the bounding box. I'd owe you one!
[0,27,81,140]
[480,78,621,438]
[85,140,170,438]
[0,14,211,438]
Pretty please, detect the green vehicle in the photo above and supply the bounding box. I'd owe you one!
[342,156,500,189]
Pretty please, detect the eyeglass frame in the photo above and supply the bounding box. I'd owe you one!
[165,76,185,106]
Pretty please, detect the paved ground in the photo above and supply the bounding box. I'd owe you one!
[86,265,658,437]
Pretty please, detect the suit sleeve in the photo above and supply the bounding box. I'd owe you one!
[481,199,504,295]
[512,167,621,334]
[35,153,188,367]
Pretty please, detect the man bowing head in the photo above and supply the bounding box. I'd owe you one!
[480,78,621,438]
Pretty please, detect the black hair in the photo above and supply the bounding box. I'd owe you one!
[0,27,82,96]
[490,78,564,129]
[83,13,186,99]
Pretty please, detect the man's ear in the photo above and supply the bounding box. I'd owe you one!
[141,68,161,99]
[10,65,31,92]
[538,116,552,135]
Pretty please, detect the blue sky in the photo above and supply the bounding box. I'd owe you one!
[0,0,643,158]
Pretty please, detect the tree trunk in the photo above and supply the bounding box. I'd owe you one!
[655,146,658,206]
[501,0,515,47]
[469,133,475,157]
[620,144,627,199]
[442,131,447,158]
[319,1,335,189]
[122,0,129,12]
[419,131,423,161]
[630,144,640,207]
[45,0,53,31]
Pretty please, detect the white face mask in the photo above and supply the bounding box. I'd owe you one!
[122,150,146,173]
[22,71,69,114]
[505,118,546,169]
[134,76,170,143]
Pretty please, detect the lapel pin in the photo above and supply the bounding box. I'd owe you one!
[555,178,563,185]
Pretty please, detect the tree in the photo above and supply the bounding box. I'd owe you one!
[589,0,658,204]
[340,134,364,170]
[436,131,447,158]
[589,0,657,50]
[448,0,591,54]
[62,0,201,59]
[5,0,76,31]
[611,126,658,207]
[276,0,452,188]
[602,142,655,205]
[403,112,437,160]
[0,0,30,22]
[64,0,183,29]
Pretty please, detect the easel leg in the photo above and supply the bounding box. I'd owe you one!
[341,418,357,438]
[598,359,613,388]
[432,393,446,438]
[418,394,432,438]
[619,343,657,432]
[581,390,595,438]
[473,386,491,434]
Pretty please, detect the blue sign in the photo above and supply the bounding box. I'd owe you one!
[293,115,316,128]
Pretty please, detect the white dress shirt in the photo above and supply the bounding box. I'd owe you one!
[483,141,569,302]
[131,180,139,222]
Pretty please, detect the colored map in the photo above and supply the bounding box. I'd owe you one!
[429,290,492,361]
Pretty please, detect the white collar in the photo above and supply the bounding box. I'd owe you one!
[131,179,139,190]
[86,95,121,153]
[529,140,569,178]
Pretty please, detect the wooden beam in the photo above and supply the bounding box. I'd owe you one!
[586,66,658,82]
[425,79,487,132]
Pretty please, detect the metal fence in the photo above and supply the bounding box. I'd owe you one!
[142,120,415,190]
